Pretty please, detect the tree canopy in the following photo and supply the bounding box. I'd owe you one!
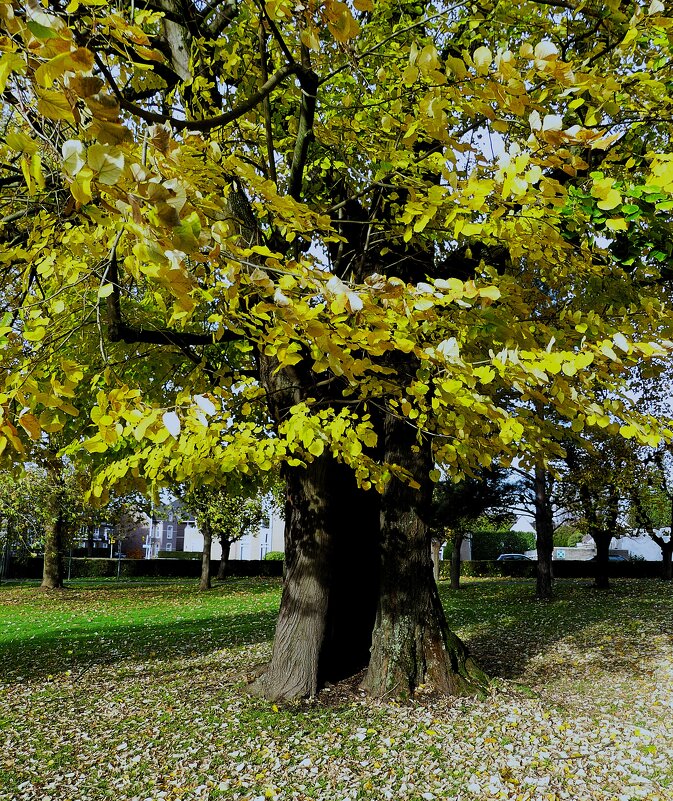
[1,0,672,492]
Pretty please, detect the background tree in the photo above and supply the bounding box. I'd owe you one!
[628,450,673,579]
[182,482,265,590]
[431,469,514,589]
[560,435,633,589]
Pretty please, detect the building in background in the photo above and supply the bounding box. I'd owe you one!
[182,502,284,560]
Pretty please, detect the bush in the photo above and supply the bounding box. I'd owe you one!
[158,550,201,560]
[470,530,536,560]
[6,556,284,579]
[264,551,285,561]
[437,559,665,580]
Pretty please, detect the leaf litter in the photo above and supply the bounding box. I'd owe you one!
[0,577,671,800]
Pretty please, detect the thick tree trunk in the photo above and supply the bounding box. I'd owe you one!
[450,532,464,590]
[593,532,611,589]
[249,458,333,701]
[362,415,487,699]
[199,521,212,591]
[86,525,94,558]
[250,457,379,700]
[217,537,231,580]
[534,467,554,601]
[318,460,379,685]
[41,514,65,590]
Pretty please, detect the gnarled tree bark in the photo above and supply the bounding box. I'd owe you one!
[362,414,487,699]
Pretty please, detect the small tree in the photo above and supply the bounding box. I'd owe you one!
[430,469,514,589]
[628,452,673,580]
[183,484,265,590]
[561,436,632,590]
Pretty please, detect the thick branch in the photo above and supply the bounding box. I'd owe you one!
[104,239,241,350]
[259,23,277,184]
[97,56,298,132]
[289,54,318,201]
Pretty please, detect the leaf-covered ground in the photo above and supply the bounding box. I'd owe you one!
[1,577,671,801]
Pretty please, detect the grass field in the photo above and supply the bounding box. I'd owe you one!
[1,577,672,801]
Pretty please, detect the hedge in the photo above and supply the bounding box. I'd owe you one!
[5,556,284,580]
[438,559,665,579]
[469,530,537,561]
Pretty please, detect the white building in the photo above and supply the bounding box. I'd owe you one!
[182,504,285,560]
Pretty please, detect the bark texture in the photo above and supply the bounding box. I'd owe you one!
[41,497,65,590]
[250,457,379,700]
[534,467,554,600]
[362,414,487,699]
[449,532,464,590]
[199,521,212,591]
[249,458,333,701]
[217,537,231,580]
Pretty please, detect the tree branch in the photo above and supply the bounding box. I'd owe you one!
[103,234,242,352]
[289,47,318,201]
[96,55,298,132]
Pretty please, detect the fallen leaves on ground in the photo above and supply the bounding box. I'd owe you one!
[1,577,671,800]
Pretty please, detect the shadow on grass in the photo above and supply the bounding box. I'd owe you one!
[0,607,279,682]
[440,577,673,682]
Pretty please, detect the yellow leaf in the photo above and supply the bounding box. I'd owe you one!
[605,217,627,232]
[0,52,25,93]
[5,131,38,154]
[402,64,419,86]
[70,165,94,204]
[18,412,41,439]
[36,88,75,121]
[35,47,93,87]
[473,46,492,75]
[417,44,440,75]
[479,285,501,301]
[326,1,360,42]
[87,143,124,185]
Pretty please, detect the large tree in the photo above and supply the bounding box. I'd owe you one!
[2,1,673,698]
[628,450,673,580]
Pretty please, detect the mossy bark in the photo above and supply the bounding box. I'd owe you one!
[361,414,487,699]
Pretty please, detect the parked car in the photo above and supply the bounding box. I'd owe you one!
[496,553,533,561]
[590,553,629,562]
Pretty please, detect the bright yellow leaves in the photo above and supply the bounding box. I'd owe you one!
[323,0,359,43]
[648,155,673,192]
[0,51,25,93]
[35,47,93,88]
[590,177,622,210]
[61,140,125,203]
[473,46,492,76]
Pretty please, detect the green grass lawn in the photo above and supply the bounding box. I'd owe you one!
[1,577,672,801]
